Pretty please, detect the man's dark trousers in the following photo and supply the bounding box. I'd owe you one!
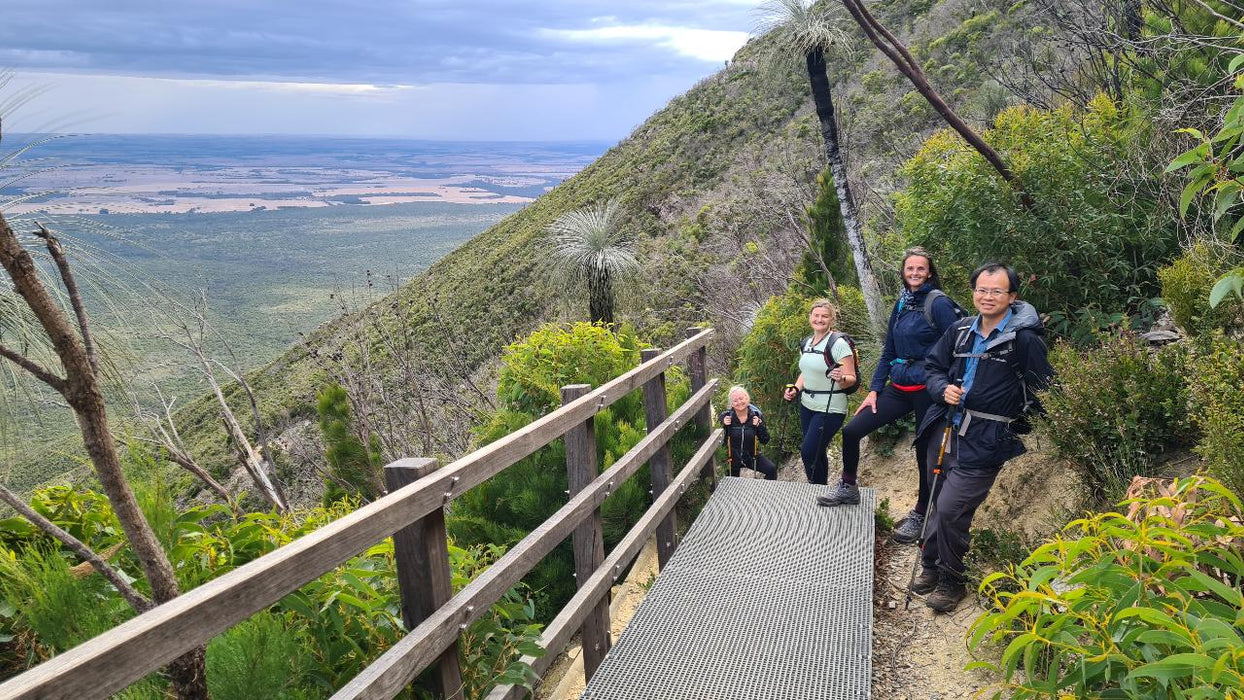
[919,433,1002,585]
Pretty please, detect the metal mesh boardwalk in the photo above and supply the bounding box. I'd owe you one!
[582,477,875,700]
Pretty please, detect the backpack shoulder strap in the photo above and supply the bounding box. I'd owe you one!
[922,289,946,328]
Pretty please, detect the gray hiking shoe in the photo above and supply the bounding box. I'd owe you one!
[890,510,925,545]
[815,480,860,507]
[908,566,939,595]
[926,580,966,613]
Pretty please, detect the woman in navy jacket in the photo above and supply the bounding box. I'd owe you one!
[828,249,962,544]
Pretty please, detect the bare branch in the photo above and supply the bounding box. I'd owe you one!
[0,340,66,393]
[0,478,154,614]
[32,222,100,377]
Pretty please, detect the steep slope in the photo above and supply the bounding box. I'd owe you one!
[164,0,1038,481]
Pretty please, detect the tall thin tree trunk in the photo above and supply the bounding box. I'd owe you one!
[0,213,208,699]
[806,48,886,338]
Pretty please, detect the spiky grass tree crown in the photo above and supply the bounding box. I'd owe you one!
[546,200,638,324]
[756,0,848,59]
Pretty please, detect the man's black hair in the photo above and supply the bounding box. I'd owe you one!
[969,262,1020,294]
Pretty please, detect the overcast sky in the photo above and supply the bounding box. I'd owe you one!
[1,1,759,141]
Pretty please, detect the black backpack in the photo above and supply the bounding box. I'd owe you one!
[801,331,862,395]
[920,289,968,330]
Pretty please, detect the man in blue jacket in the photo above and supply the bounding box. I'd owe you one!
[908,263,1055,612]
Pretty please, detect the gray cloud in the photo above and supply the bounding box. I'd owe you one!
[0,1,757,85]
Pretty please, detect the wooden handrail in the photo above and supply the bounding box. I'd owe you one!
[487,428,723,700]
[331,379,717,699]
[0,329,715,700]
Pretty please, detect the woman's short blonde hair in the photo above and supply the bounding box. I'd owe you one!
[809,298,837,325]
[727,385,750,403]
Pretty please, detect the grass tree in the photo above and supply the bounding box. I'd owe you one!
[758,0,886,338]
[546,199,639,325]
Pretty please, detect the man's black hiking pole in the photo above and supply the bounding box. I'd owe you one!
[904,381,961,610]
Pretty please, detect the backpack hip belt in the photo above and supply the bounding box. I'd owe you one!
[957,409,1014,438]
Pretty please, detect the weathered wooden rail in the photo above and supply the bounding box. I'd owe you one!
[0,327,719,700]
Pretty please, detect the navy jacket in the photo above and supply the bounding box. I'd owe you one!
[870,284,962,391]
[917,301,1055,470]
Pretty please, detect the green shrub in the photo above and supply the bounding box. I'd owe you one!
[1187,333,1244,496]
[1159,242,1244,336]
[0,485,540,696]
[451,322,697,619]
[317,383,383,501]
[207,612,310,700]
[898,96,1178,340]
[1042,334,1194,502]
[734,287,872,455]
[969,475,1244,698]
[0,546,132,662]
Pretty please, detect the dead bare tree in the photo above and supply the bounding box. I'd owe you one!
[161,292,287,512]
[0,213,208,698]
[836,0,1028,205]
[119,384,235,508]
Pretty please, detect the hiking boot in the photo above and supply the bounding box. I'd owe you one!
[815,480,860,507]
[926,580,967,613]
[890,510,925,545]
[908,566,939,595]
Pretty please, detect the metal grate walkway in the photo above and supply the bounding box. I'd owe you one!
[582,477,875,699]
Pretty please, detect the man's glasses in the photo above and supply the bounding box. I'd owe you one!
[973,288,1011,298]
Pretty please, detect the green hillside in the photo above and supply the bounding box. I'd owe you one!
[154,0,1039,483]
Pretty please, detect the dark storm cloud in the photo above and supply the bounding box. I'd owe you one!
[0,0,757,84]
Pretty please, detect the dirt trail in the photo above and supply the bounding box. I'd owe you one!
[853,436,1079,699]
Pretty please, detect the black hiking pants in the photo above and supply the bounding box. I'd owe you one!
[798,404,845,486]
[919,434,1003,585]
[841,384,934,510]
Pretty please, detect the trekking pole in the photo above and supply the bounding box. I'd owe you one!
[904,380,962,611]
[752,428,760,479]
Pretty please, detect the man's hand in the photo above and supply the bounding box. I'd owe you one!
[943,383,964,406]
[854,390,879,416]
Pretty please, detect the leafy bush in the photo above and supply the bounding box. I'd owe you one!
[734,286,872,455]
[0,477,541,696]
[451,322,697,619]
[969,475,1244,699]
[1187,333,1244,497]
[0,546,132,663]
[898,96,1178,340]
[1159,242,1244,336]
[1042,335,1194,502]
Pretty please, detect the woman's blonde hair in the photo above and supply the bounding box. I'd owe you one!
[727,385,750,403]
[809,298,837,325]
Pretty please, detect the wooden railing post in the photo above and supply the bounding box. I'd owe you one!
[385,458,464,700]
[561,384,611,681]
[686,327,717,487]
[640,348,678,569]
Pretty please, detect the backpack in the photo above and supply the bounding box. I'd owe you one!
[949,319,1036,431]
[801,331,862,395]
[920,289,968,330]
